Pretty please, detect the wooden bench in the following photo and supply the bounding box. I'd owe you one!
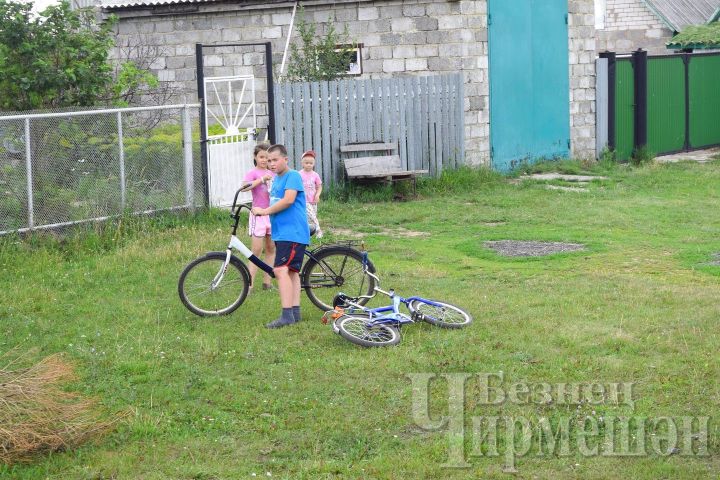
[340,142,428,195]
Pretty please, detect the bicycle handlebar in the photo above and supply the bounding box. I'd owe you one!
[231,183,254,217]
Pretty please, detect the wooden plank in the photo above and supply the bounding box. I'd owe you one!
[320,81,331,185]
[382,78,392,144]
[404,77,415,171]
[274,84,284,145]
[458,74,465,166]
[329,80,341,184]
[340,143,396,153]
[398,79,407,170]
[440,74,449,175]
[412,76,422,171]
[338,80,348,182]
[344,155,402,175]
[448,74,457,169]
[283,82,293,151]
[348,80,357,144]
[302,81,312,162]
[420,75,429,172]
[292,82,303,164]
[311,81,322,169]
[428,76,437,177]
[373,79,382,142]
[364,79,373,141]
[347,170,429,179]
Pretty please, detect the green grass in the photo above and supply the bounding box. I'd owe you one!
[1,160,720,478]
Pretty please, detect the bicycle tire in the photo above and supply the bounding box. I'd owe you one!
[335,315,401,347]
[178,252,250,317]
[301,247,376,311]
[407,299,472,329]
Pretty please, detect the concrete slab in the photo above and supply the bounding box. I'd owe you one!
[545,185,588,193]
[519,173,609,182]
[656,147,720,163]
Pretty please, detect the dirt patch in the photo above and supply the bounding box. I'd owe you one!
[707,253,720,266]
[484,240,586,257]
[331,227,430,239]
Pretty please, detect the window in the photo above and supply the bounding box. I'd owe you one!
[595,0,606,30]
[336,44,362,76]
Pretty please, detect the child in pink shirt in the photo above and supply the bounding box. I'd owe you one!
[243,144,275,290]
[300,150,323,238]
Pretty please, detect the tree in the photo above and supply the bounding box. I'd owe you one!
[285,7,358,83]
[0,0,117,110]
[0,0,162,112]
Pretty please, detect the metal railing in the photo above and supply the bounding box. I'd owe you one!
[0,104,202,234]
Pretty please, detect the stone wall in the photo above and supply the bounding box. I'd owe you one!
[597,0,674,54]
[111,0,491,165]
[109,0,598,166]
[569,0,598,160]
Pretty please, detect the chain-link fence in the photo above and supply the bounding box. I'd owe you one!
[0,104,204,234]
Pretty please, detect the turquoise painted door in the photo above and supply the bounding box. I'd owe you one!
[488,0,571,171]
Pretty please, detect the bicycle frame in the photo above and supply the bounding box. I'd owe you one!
[334,260,448,328]
[211,185,365,291]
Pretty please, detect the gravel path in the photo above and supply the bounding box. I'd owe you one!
[484,240,586,257]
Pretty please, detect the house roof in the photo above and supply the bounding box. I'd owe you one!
[644,0,720,32]
[101,0,216,8]
[667,21,720,48]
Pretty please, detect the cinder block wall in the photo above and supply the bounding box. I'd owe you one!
[597,0,674,54]
[109,0,597,166]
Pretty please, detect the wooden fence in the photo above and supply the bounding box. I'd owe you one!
[273,73,464,185]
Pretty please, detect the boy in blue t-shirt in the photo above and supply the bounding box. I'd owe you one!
[252,144,311,328]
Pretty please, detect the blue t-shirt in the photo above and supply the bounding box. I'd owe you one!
[269,169,310,245]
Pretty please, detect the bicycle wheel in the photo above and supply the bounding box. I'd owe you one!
[335,315,401,347]
[302,247,376,311]
[407,299,472,329]
[178,252,250,317]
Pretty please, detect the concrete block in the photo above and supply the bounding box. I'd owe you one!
[358,6,379,21]
[383,59,405,72]
[415,17,438,31]
[405,58,428,71]
[391,17,414,32]
[393,45,416,58]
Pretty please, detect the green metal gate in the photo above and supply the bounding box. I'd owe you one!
[615,59,634,161]
[689,55,720,149]
[647,56,686,155]
[608,51,720,160]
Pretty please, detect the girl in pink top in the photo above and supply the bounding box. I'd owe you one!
[300,150,323,238]
[243,144,275,290]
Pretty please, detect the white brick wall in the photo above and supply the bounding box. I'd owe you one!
[109,0,598,166]
[596,0,674,54]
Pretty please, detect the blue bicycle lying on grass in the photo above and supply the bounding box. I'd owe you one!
[322,253,472,347]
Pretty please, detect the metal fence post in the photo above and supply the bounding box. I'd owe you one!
[599,51,616,151]
[117,111,126,210]
[632,49,648,150]
[182,105,195,207]
[24,118,34,229]
[595,57,609,158]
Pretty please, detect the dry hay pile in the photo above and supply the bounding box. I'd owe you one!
[0,353,123,465]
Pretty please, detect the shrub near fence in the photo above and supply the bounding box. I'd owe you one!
[0,105,203,234]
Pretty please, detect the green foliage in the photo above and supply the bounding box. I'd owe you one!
[3,161,720,478]
[668,22,720,49]
[112,61,160,107]
[630,145,655,166]
[285,7,357,82]
[0,0,160,111]
[0,0,115,110]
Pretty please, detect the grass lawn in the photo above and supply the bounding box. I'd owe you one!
[1,159,719,479]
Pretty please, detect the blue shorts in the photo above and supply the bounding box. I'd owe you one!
[274,241,306,272]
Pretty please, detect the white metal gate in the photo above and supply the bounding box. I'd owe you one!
[204,75,257,207]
